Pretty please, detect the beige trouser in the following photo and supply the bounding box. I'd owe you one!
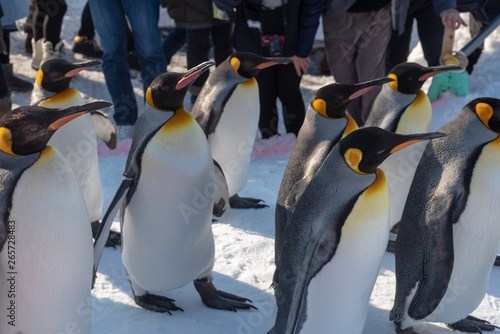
[323,3,392,125]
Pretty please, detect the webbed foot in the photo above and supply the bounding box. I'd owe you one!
[229,194,269,209]
[447,315,500,333]
[134,293,184,314]
[91,221,121,248]
[194,278,257,311]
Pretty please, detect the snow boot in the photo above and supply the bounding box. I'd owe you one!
[31,38,43,70]
[2,63,33,92]
[41,40,63,65]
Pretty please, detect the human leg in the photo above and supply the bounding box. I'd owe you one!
[385,9,414,73]
[35,0,67,45]
[89,0,137,125]
[124,0,167,92]
[276,64,304,136]
[256,66,279,138]
[186,27,211,98]
[210,22,234,65]
[163,27,186,66]
[354,5,392,122]
[414,3,444,67]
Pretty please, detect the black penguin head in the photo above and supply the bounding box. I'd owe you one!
[146,61,214,111]
[37,59,101,92]
[311,77,393,119]
[0,101,112,156]
[339,127,446,174]
[229,52,292,79]
[468,97,500,133]
[388,62,461,94]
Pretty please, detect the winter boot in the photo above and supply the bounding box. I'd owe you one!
[2,63,33,92]
[41,40,63,65]
[72,36,103,58]
[0,93,11,118]
[31,38,43,70]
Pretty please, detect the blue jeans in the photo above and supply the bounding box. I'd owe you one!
[89,0,166,125]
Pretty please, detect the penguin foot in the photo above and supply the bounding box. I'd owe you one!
[495,254,500,267]
[91,221,121,248]
[194,278,257,312]
[229,194,269,209]
[447,316,500,332]
[395,326,418,334]
[386,240,397,253]
[134,293,184,314]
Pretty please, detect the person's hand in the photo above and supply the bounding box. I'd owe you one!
[290,55,310,77]
[440,8,467,30]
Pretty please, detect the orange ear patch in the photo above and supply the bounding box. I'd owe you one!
[230,57,240,74]
[476,102,493,130]
[0,127,20,156]
[344,148,366,174]
[312,98,328,119]
[388,74,398,92]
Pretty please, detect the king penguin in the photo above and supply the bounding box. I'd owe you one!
[391,98,500,333]
[274,77,393,274]
[93,62,255,313]
[269,127,444,334]
[30,58,118,244]
[365,62,460,230]
[192,52,291,209]
[0,101,112,334]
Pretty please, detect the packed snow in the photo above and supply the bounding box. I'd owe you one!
[7,0,500,333]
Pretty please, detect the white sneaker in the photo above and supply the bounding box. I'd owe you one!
[41,40,63,65]
[31,39,43,70]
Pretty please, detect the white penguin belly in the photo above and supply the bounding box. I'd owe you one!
[0,148,93,334]
[41,93,103,222]
[208,81,259,196]
[300,172,390,334]
[122,122,215,292]
[380,141,427,228]
[424,139,500,323]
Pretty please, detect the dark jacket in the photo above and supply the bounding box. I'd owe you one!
[165,0,229,28]
[233,0,322,58]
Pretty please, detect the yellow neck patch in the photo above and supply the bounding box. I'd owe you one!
[388,74,398,92]
[0,127,21,156]
[344,148,368,174]
[395,90,431,134]
[476,102,493,130]
[160,108,195,133]
[36,69,45,90]
[230,57,240,75]
[40,88,79,108]
[364,168,387,197]
[342,114,358,138]
[240,77,257,87]
[312,98,330,119]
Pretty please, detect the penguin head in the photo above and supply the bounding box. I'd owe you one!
[146,61,214,111]
[311,77,393,119]
[229,52,292,79]
[469,97,500,133]
[37,59,101,92]
[0,101,112,156]
[388,62,461,94]
[339,127,446,174]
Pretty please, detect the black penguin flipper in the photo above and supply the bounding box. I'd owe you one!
[212,159,229,217]
[194,278,256,311]
[406,193,457,320]
[90,110,117,150]
[92,169,135,286]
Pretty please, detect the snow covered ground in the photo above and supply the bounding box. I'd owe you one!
[8,0,500,333]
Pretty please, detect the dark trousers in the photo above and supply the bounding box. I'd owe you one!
[34,0,67,44]
[386,0,443,72]
[186,22,233,95]
[78,2,95,39]
[256,63,305,138]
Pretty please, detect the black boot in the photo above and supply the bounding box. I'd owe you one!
[2,63,33,92]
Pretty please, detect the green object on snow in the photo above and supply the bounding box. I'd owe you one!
[427,71,469,102]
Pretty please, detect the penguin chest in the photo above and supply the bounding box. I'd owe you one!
[41,91,103,222]
[301,171,390,334]
[380,141,427,228]
[0,147,92,334]
[208,80,259,196]
[122,117,215,292]
[426,138,500,323]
